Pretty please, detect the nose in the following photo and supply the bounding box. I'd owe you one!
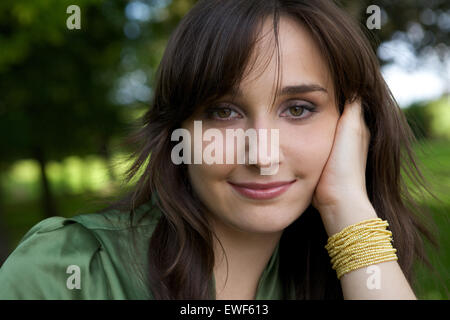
[246,118,282,175]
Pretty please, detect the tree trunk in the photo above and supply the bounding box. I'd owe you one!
[34,147,58,218]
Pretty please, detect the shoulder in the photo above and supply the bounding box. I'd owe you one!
[0,216,102,299]
[0,200,162,300]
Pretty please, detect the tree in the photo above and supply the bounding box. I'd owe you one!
[339,0,449,65]
[0,0,129,217]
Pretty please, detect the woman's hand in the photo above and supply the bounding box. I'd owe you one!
[311,98,378,236]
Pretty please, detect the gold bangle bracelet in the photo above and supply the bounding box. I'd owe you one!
[325,218,398,279]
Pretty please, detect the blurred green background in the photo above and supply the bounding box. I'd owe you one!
[0,0,448,299]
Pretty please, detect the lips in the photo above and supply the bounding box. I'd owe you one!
[228,180,296,200]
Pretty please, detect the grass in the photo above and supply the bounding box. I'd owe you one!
[407,139,450,299]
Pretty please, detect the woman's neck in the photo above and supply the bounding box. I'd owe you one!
[210,217,283,300]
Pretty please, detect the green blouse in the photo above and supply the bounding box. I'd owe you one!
[0,196,289,300]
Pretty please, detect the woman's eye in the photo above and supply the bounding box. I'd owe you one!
[280,104,317,120]
[287,106,304,116]
[205,106,241,121]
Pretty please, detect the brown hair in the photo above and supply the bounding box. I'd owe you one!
[104,0,444,299]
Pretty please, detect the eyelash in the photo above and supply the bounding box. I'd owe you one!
[204,102,317,121]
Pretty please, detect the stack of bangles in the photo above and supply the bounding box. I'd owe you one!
[325,218,398,279]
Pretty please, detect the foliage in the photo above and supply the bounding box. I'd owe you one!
[340,0,449,62]
[403,96,450,141]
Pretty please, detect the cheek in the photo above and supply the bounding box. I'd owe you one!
[283,121,336,180]
[188,162,233,183]
[182,121,237,205]
[187,162,235,200]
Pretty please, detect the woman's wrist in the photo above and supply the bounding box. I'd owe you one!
[317,196,379,237]
[324,218,398,279]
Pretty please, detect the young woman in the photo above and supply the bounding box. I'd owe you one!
[0,0,441,300]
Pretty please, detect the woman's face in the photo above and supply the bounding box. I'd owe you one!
[182,16,340,235]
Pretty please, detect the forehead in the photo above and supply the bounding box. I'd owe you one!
[237,15,333,98]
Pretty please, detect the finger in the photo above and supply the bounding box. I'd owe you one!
[343,98,371,139]
[344,97,362,116]
[338,99,360,129]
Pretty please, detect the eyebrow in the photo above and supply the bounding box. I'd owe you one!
[229,84,328,98]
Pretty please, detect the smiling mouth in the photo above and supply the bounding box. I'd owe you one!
[227,180,296,200]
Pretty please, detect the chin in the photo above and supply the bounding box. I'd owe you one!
[222,203,305,234]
